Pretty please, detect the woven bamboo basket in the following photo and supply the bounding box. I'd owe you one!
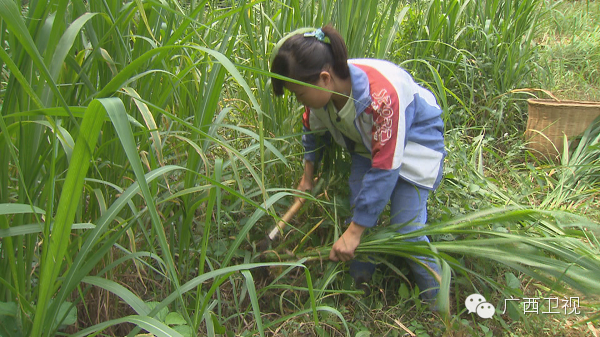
[525,99,600,159]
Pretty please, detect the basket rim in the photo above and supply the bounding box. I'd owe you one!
[527,98,600,108]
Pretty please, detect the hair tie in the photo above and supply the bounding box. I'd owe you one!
[304,28,330,44]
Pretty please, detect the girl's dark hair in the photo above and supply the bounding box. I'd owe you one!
[271,25,350,96]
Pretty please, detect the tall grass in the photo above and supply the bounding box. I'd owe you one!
[393,0,542,136]
[540,117,600,210]
[0,0,282,334]
[0,0,598,336]
[535,0,600,101]
[0,0,405,335]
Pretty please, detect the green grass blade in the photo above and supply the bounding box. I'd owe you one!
[241,270,264,337]
[55,165,183,310]
[27,120,75,162]
[70,315,184,337]
[0,204,45,216]
[0,223,94,238]
[123,87,164,165]
[81,276,151,315]
[304,267,319,328]
[437,258,452,316]
[0,46,45,110]
[221,192,292,267]
[0,0,75,123]
[152,262,306,321]
[216,123,288,166]
[102,96,186,320]
[43,12,97,104]
[31,98,106,337]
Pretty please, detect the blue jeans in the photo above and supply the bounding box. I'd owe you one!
[348,154,440,302]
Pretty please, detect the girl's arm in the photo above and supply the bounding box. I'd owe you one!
[297,160,315,192]
[329,221,366,261]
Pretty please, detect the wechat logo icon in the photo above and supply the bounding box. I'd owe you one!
[466,293,495,319]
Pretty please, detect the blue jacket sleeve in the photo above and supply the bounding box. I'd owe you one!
[302,125,332,164]
[351,166,401,228]
[302,125,319,163]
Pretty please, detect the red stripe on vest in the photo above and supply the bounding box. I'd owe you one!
[353,64,400,170]
[302,106,311,129]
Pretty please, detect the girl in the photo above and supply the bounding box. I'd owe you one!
[270,25,446,304]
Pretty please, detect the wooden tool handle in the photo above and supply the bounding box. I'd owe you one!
[268,198,304,241]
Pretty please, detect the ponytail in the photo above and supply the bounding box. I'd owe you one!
[321,24,350,80]
[271,24,350,96]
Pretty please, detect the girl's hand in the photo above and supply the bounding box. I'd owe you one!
[329,222,366,262]
[296,175,314,194]
[296,160,315,195]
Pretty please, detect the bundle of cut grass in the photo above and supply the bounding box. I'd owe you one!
[261,207,600,315]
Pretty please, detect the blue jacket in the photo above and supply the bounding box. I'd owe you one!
[302,59,446,228]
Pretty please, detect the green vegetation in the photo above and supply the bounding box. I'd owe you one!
[0,0,598,336]
[536,0,600,101]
